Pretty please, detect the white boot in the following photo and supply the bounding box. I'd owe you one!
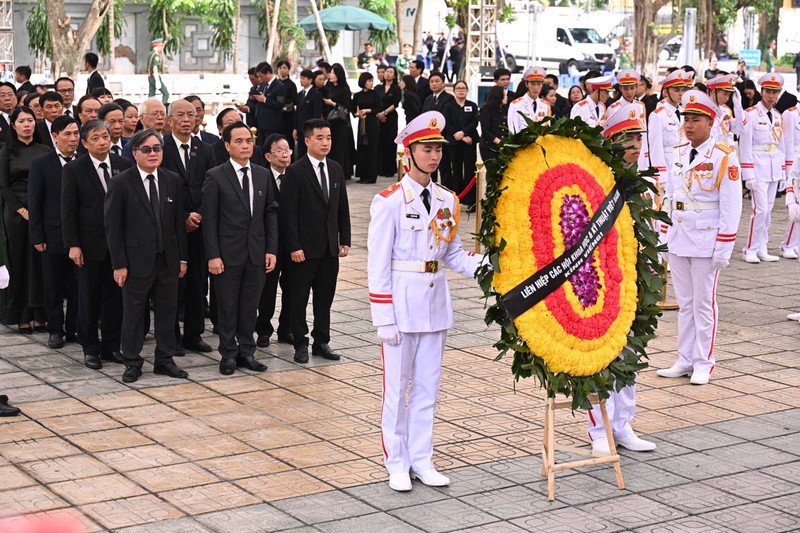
[389,472,412,492]
[656,364,692,378]
[591,437,610,454]
[410,469,450,486]
[615,433,657,451]
[787,311,800,321]
[690,369,710,385]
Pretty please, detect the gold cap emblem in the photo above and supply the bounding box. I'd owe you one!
[689,95,697,103]
[429,118,438,129]
[629,110,637,119]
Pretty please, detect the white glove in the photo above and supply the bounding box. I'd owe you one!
[0,266,8,289]
[789,203,800,223]
[778,179,788,193]
[732,87,742,112]
[377,324,402,346]
[712,257,729,271]
[744,180,756,192]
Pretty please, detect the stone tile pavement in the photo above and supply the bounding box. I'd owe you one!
[1,180,799,532]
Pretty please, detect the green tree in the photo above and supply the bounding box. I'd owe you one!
[359,0,396,55]
[96,0,126,58]
[148,0,237,62]
[253,0,306,62]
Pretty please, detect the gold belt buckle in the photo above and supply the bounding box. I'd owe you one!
[769,144,777,152]
[675,201,685,211]
[425,261,439,273]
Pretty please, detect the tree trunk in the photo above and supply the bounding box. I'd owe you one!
[412,0,423,58]
[634,0,669,82]
[267,0,281,64]
[45,0,111,78]
[264,0,272,50]
[395,0,403,51]
[108,0,115,73]
[310,0,332,63]
[233,0,240,71]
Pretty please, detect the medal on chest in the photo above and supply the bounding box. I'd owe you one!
[431,204,460,247]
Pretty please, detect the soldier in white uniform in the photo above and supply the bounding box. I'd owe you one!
[607,70,650,173]
[507,66,550,134]
[588,103,656,454]
[367,111,484,492]
[570,74,613,127]
[706,74,743,148]
[740,73,786,263]
[780,105,800,260]
[657,90,742,385]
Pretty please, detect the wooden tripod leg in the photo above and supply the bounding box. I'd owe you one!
[658,258,679,310]
[541,399,549,477]
[599,401,625,490]
[546,399,556,500]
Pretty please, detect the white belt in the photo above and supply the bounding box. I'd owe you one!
[391,260,440,273]
[753,144,778,152]
[670,200,720,211]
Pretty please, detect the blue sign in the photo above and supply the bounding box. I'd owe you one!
[739,49,762,67]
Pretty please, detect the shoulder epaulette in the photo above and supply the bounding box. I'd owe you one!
[434,182,455,194]
[745,106,756,112]
[512,97,523,104]
[715,142,734,154]
[788,106,797,112]
[653,107,664,114]
[675,142,690,148]
[578,100,587,106]
[378,182,402,198]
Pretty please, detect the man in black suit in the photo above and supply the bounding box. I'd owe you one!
[36,91,65,150]
[253,62,287,147]
[0,82,16,143]
[422,72,454,184]
[776,88,799,114]
[163,99,217,353]
[255,134,293,347]
[28,116,80,349]
[99,102,129,156]
[14,66,34,95]
[294,70,323,161]
[213,108,266,167]
[123,99,166,163]
[85,53,105,95]
[410,61,432,103]
[105,129,189,383]
[54,77,79,119]
[544,74,571,118]
[282,119,351,363]
[184,95,220,144]
[61,119,132,369]
[202,121,278,375]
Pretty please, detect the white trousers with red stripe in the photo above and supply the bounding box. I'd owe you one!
[781,220,799,252]
[668,253,718,374]
[380,330,446,475]
[587,382,636,442]
[743,181,779,255]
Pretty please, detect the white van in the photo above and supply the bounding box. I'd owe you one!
[497,10,617,74]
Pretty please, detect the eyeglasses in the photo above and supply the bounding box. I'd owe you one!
[56,88,74,95]
[271,149,292,156]
[136,145,163,154]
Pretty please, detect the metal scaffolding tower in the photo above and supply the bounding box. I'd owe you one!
[0,0,13,64]
[466,0,497,81]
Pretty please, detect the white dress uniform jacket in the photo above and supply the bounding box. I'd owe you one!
[712,105,736,148]
[780,107,800,252]
[739,102,785,184]
[507,93,550,134]
[570,96,606,127]
[646,99,683,191]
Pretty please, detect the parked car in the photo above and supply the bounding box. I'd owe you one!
[659,35,682,61]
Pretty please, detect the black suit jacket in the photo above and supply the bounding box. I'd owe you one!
[0,114,9,143]
[86,71,105,95]
[776,91,799,114]
[255,79,288,133]
[17,81,34,94]
[423,91,455,113]
[295,86,323,133]
[264,166,288,255]
[201,161,278,267]
[35,121,54,149]
[212,139,266,169]
[417,76,432,103]
[104,166,187,276]
[161,134,217,216]
[200,130,220,144]
[61,153,132,261]
[28,151,71,253]
[281,156,351,259]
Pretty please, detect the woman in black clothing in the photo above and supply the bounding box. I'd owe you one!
[277,60,298,151]
[322,64,354,179]
[444,80,479,205]
[0,107,49,332]
[400,75,422,123]
[352,72,381,184]
[376,66,402,177]
[479,85,507,165]
[741,79,761,109]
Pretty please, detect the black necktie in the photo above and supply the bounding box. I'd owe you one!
[146,175,164,253]
[533,99,537,113]
[64,109,71,117]
[767,110,773,123]
[595,105,600,118]
[98,162,111,190]
[421,188,431,213]
[59,154,72,164]
[111,145,120,155]
[276,174,283,191]
[181,144,190,169]
[690,148,698,164]
[301,90,306,100]
[241,167,251,215]
[319,162,329,203]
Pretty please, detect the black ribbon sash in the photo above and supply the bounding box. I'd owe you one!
[500,183,628,323]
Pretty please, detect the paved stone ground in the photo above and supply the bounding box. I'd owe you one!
[1,180,800,532]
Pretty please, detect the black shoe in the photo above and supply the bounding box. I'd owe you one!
[312,343,341,360]
[183,339,213,353]
[84,354,102,370]
[154,361,189,379]
[0,395,21,417]
[18,326,33,335]
[236,355,267,372]
[277,332,294,344]
[219,358,236,375]
[174,346,186,357]
[122,366,142,383]
[34,324,48,333]
[293,346,309,364]
[256,334,270,348]
[66,333,79,343]
[48,333,64,349]
[100,350,125,364]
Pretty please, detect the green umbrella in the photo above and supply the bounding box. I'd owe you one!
[299,6,392,31]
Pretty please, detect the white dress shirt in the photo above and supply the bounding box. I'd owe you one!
[137,167,159,201]
[306,153,329,195]
[230,159,254,214]
[89,154,113,192]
